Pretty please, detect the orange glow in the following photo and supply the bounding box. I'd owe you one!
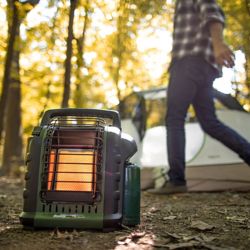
[48,151,56,190]
[48,149,96,192]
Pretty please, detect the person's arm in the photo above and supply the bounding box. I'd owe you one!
[195,0,235,68]
[209,21,235,68]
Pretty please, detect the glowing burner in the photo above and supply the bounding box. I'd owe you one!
[48,149,96,192]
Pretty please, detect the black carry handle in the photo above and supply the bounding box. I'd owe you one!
[40,108,121,128]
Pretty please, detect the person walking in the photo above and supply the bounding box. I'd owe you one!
[148,0,250,194]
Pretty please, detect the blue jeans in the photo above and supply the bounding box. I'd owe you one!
[166,56,250,185]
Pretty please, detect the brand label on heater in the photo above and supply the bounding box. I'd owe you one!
[53,214,86,218]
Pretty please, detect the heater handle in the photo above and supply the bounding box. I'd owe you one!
[41,108,121,128]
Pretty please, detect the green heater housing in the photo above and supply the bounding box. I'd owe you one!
[20,109,140,230]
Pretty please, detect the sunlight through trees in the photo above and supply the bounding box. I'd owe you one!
[0,0,249,175]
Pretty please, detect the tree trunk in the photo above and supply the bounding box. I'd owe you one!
[245,53,250,107]
[1,0,22,176]
[2,49,23,176]
[0,0,39,176]
[114,1,126,112]
[0,0,19,143]
[61,0,78,108]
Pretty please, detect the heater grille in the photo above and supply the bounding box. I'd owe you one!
[41,116,105,203]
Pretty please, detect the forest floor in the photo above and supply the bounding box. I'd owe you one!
[0,176,250,250]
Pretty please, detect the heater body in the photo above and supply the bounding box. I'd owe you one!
[20,109,140,230]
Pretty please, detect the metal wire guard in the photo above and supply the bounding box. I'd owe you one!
[41,116,104,202]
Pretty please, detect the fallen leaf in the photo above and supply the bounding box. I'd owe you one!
[165,241,200,249]
[149,207,160,213]
[137,234,155,246]
[116,235,129,242]
[50,229,74,241]
[200,234,216,243]
[165,232,182,240]
[163,216,177,220]
[226,216,247,224]
[117,238,132,245]
[116,231,146,246]
[131,231,146,239]
[190,220,215,231]
[201,243,237,250]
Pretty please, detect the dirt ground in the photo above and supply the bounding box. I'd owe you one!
[0,176,250,250]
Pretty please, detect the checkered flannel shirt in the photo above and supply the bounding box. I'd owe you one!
[171,0,225,74]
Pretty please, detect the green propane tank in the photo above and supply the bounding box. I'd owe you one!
[122,162,140,226]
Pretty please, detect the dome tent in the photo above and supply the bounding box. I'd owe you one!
[120,87,250,191]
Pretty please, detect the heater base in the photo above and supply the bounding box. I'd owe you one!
[20,212,105,229]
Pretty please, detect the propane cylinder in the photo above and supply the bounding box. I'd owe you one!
[123,162,140,226]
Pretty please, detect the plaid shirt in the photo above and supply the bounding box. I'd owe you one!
[171,0,225,74]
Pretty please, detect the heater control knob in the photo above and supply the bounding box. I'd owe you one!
[32,126,42,136]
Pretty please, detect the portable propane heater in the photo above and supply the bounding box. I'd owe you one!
[20,109,140,230]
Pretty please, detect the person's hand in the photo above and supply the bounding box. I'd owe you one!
[213,41,235,68]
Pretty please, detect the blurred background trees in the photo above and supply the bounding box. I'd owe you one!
[0,0,249,175]
[218,0,250,101]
